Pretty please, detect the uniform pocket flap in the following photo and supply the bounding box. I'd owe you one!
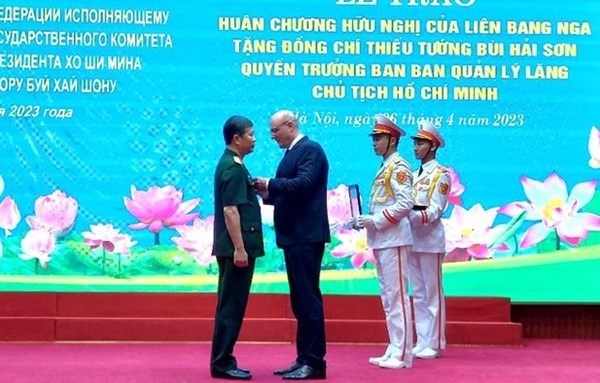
[241,221,261,233]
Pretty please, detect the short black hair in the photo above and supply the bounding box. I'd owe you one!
[223,115,253,144]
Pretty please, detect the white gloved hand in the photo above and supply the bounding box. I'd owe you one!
[340,217,363,230]
[340,218,355,230]
[356,215,375,230]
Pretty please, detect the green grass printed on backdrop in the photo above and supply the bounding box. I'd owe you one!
[1,194,600,302]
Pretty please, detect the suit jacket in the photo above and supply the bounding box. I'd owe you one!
[366,151,413,249]
[212,149,264,258]
[264,136,331,248]
[409,159,450,253]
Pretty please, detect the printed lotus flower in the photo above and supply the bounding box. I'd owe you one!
[327,184,353,229]
[171,216,215,266]
[447,167,465,206]
[0,196,21,236]
[330,228,374,268]
[443,203,508,262]
[112,233,138,255]
[588,126,600,169]
[498,172,600,249]
[26,190,78,238]
[124,184,200,235]
[82,223,136,254]
[19,229,56,268]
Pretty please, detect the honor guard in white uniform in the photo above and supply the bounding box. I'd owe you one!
[352,114,414,369]
[408,120,451,360]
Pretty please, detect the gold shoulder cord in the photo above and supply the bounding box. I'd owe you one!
[426,169,443,201]
[371,161,399,203]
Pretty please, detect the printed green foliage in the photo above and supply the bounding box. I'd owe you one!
[146,245,207,275]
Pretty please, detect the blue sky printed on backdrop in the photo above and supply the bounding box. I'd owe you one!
[0,0,599,301]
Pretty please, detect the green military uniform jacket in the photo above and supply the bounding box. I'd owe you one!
[212,148,264,258]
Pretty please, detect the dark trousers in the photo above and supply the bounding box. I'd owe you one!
[284,243,327,370]
[210,256,256,371]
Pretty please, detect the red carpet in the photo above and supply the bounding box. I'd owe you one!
[1,340,598,383]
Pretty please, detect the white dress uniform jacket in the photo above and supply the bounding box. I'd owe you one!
[409,159,451,252]
[367,152,413,249]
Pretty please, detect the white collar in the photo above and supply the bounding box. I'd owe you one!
[288,134,305,150]
[382,151,399,166]
[421,159,439,172]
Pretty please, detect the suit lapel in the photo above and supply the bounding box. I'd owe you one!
[276,137,305,177]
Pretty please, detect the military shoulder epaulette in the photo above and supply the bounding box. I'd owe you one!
[436,165,449,173]
[392,157,410,168]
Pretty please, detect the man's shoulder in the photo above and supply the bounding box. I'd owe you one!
[434,164,450,174]
[217,151,242,165]
[390,155,410,170]
[217,150,231,162]
[298,136,321,149]
[216,153,244,176]
[297,137,328,157]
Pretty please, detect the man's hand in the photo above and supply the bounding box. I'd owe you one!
[253,177,267,192]
[233,248,249,268]
[253,177,269,197]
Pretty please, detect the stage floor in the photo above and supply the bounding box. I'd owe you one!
[2,339,599,383]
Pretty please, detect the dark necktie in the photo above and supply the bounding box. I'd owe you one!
[418,166,423,176]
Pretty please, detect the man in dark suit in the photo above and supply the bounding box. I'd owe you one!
[211,115,264,380]
[255,109,330,380]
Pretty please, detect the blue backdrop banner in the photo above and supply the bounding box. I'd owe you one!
[0,0,599,302]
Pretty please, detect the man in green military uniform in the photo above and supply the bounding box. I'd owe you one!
[210,115,264,380]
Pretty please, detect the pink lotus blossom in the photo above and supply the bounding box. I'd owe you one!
[588,126,600,169]
[171,216,215,266]
[327,184,353,229]
[443,204,507,262]
[498,172,600,249]
[331,228,374,268]
[124,185,200,233]
[0,196,21,236]
[19,229,56,268]
[446,167,465,206]
[82,223,136,254]
[112,234,137,255]
[26,190,78,238]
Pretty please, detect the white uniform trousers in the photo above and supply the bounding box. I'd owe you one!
[373,245,413,364]
[407,251,446,351]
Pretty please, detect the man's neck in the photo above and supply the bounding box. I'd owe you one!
[288,133,303,149]
[226,145,244,160]
[383,149,397,160]
[420,156,435,165]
